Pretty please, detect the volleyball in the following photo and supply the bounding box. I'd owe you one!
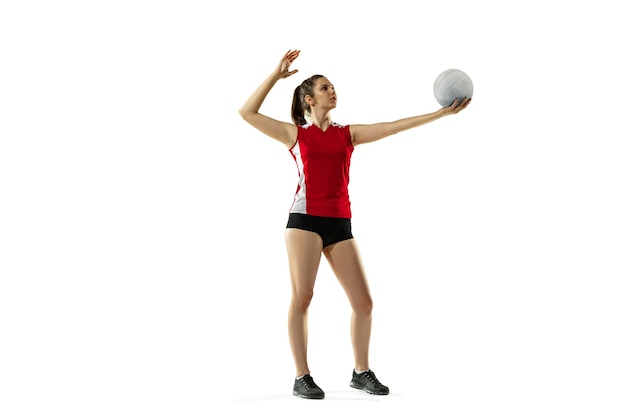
[433,69,473,107]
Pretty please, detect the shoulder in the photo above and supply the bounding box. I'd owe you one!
[331,122,352,141]
[330,123,353,147]
[329,122,350,136]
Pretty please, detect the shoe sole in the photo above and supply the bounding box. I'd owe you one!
[350,382,389,395]
[293,391,324,400]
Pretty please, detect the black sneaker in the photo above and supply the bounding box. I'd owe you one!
[293,374,325,399]
[350,369,389,395]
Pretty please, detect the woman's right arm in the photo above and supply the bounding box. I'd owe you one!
[239,50,300,149]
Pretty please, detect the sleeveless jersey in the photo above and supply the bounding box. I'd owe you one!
[289,122,354,218]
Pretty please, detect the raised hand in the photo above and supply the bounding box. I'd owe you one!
[276,49,300,79]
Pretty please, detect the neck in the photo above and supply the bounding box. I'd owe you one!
[310,110,332,131]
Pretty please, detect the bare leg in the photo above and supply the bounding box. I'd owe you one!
[285,228,323,377]
[323,238,373,372]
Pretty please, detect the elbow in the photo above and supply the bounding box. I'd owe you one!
[238,108,254,122]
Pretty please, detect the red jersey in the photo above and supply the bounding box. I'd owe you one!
[289,122,354,218]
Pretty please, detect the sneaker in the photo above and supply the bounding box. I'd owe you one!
[293,374,325,399]
[350,369,389,395]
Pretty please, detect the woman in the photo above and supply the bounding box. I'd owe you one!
[239,49,470,400]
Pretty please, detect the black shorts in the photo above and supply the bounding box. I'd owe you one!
[286,213,353,248]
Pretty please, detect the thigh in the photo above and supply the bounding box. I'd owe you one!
[285,228,324,293]
[323,239,372,307]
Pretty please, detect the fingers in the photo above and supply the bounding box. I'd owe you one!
[457,97,471,111]
[447,97,471,113]
[279,49,300,78]
[285,49,300,65]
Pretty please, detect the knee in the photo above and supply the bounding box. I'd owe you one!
[291,289,314,311]
[353,296,373,317]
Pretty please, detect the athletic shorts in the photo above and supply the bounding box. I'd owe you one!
[286,213,353,248]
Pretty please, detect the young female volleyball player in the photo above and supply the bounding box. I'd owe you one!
[239,50,470,399]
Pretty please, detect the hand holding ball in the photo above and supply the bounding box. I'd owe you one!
[433,69,473,107]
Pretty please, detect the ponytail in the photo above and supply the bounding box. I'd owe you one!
[291,85,307,126]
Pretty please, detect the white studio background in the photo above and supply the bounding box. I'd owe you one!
[1,1,624,416]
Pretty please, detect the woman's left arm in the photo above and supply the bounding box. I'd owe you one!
[350,97,471,146]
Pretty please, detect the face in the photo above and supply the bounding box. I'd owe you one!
[307,77,337,109]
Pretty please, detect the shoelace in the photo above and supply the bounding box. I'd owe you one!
[362,371,382,386]
[299,375,318,390]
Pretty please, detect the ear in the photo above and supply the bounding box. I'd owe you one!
[304,95,315,106]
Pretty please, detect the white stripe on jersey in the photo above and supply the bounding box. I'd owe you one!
[290,140,307,214]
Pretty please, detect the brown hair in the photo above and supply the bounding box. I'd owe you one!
[291,74,325,125]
